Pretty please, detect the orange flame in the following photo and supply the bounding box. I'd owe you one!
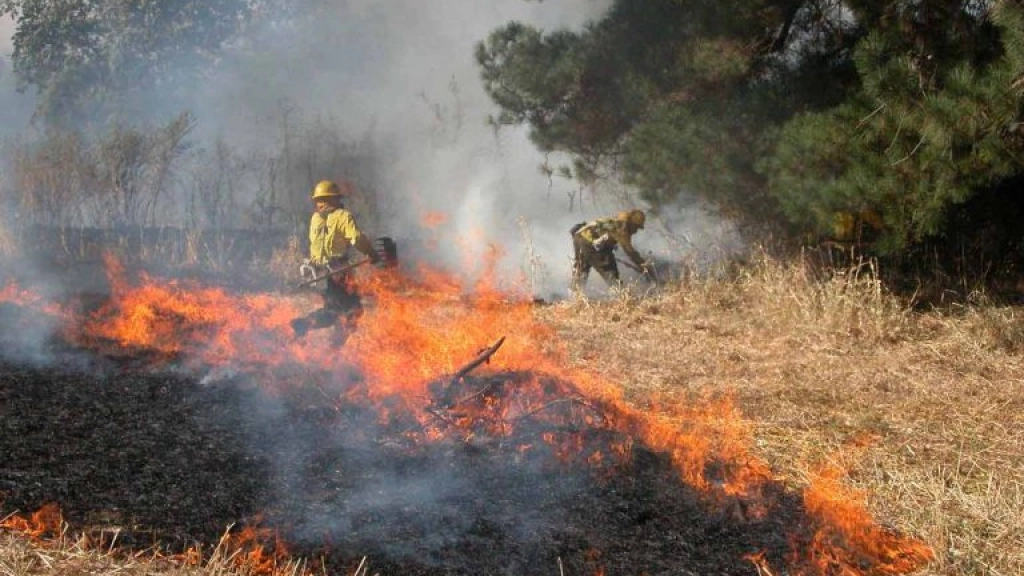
[421,211,448,228]
[219,523,294,576]
[794,466,933,575]
[2,250,934,575]
[1,503,63,540]
[0,281,68,319]
[76,254,308,369]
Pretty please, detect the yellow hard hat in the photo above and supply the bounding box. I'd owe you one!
[619,209,645,229]
[311,180,346,200]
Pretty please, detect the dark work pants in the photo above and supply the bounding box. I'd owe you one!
[571,234,619,291]
[293,272,363,343]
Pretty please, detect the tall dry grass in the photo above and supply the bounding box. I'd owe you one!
[0,521,323,576]
[1,252,1020,575]
[542,251,1023,576]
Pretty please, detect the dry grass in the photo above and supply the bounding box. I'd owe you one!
[540,252,1024,576]
[261,235,304,284]
[0,523,321,576]
[0,530,200,576]
[1,252,1020,575]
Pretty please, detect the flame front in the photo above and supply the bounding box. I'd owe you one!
[0,252,933,575]
[795,466,934,575]
[0,281,69,321]
[75,254,308,368]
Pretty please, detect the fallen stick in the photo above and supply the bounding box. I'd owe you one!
[450,336,506,385]
[424,406,459,427]
[431,336,506,409]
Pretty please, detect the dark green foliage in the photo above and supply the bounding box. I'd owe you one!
[477,0,863,227]
[476,23,596,153]
[623,102,774,223]
[478,0,1024,263]
[763,2,1023,252]
[0,0,260,127]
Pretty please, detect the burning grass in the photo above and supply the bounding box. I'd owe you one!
[0,512,310,576]
[1,251,1017,574]
[541,252,1024,576]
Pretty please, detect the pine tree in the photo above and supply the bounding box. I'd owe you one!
[763,1,1023,252]
[478,0,1024,260]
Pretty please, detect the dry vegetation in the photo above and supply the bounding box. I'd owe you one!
[1,253,1022,576]
[0,108,390,234]
[541,253,1024,576]
[0,525,317,576]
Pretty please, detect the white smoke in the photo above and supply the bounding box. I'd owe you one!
[0,6,747,565]
[0,15,35,135]
[1,2,743,299]
[185,0,745,299]
[0,13,13,54]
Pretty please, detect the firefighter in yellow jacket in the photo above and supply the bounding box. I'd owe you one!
[570,209,650,293]
[290,179,381,340]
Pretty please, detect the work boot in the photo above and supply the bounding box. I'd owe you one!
[290,317,311,339]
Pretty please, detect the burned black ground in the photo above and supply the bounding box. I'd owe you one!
[0,295,822,576]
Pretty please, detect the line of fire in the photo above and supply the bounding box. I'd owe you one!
[0,247,933,575]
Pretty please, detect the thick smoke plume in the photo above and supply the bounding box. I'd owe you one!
[1,2,742,299]
[189,0,740,298]
[0,3,743,556]
[197,1,610,298]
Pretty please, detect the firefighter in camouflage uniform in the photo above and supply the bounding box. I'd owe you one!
[570,209,650,293]
[290,179,381,340]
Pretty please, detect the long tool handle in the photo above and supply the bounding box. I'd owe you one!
[295,258,371,288]
[616,257,660,283]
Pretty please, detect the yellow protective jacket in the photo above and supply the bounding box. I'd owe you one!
[576,217,645,268]
[309,208,363,266]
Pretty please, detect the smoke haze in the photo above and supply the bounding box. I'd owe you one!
[197,1,610,298]
[0,6,748,568]
[0,2,742,298]
[190,0,740,298]
[0,14,34,134]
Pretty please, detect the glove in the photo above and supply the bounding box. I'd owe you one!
[592,233,611,251]
[299,259,316,280]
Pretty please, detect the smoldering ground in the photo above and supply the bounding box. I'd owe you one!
[0,260,932,575]
[0,3,760,572]
[0,328,801,575]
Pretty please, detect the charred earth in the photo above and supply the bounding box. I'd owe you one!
[0,278,930,576]
[0,355,806,574]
